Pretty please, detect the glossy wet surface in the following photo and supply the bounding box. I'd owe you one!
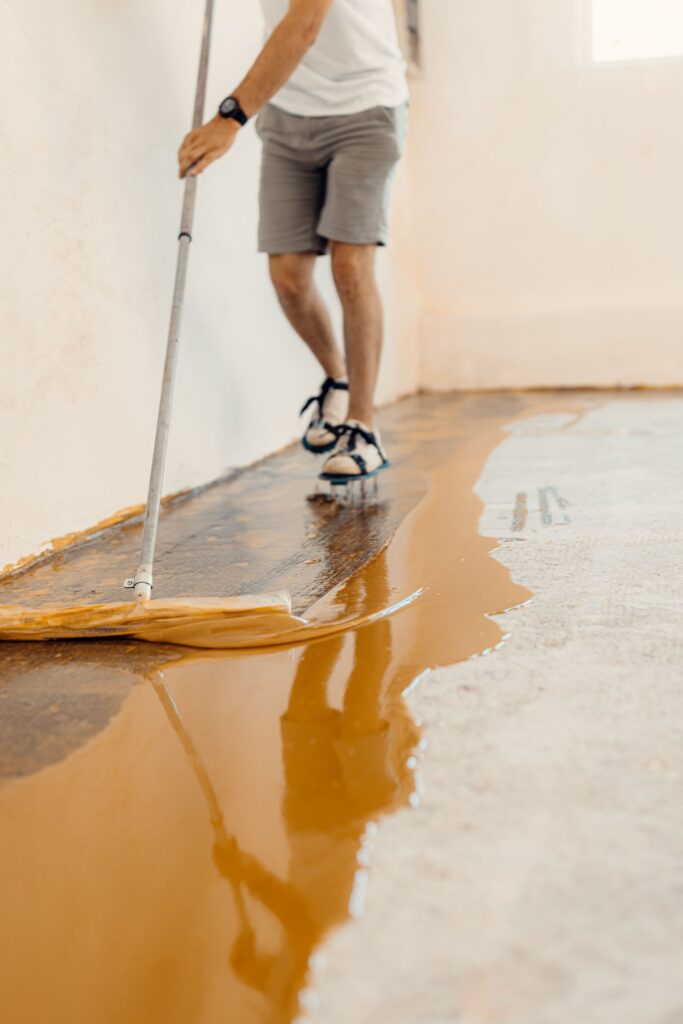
[0,391,578,1024]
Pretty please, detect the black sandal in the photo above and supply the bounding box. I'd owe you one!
[300,377,349,454]
[319,421,390,483]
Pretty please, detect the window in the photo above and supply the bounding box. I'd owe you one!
[591,0,683,63]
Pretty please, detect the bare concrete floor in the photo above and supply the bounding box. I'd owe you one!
[312,396,683,1024]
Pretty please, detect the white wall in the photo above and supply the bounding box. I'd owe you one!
[0,1,419,569]
[410,0,683,389]
[5,0,682,570]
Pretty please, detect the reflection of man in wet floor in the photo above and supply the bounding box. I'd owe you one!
[210,551,419,1021]
[178,1,408,487]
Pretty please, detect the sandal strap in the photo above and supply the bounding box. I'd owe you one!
[349,452,367,474]
[300,377,349,418]
[330,422,378,452]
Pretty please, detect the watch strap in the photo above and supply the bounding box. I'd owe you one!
[218,96,249,126]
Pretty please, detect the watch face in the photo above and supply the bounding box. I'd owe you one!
[220,97,237,118]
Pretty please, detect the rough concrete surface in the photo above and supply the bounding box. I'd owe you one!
[310,397,683,1024]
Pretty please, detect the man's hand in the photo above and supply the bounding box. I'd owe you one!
[177,0,336,180]
[178,116,239,179]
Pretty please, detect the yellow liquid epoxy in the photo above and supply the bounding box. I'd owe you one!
[0,394,579,1024]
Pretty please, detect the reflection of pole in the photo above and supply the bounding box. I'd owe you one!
[147,669,313,995]
[148,671,253,926]
[150,671,223,826]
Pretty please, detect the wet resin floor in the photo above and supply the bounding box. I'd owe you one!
[0,391,579,1024]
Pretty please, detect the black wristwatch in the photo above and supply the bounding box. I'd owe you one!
[218,95,249,126]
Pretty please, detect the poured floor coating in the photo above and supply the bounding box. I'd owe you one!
[0,392,577,1024]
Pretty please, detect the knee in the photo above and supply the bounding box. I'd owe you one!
[269,257,310,306]
[331,247,371,298]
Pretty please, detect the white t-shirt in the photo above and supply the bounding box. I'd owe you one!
[259,0,408,115]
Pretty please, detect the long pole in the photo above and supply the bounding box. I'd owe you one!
[125,0,216,601]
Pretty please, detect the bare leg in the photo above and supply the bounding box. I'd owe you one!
[330,242,382,428]
[269,253,346,380]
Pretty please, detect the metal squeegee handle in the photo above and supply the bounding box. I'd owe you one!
[125,0,216,601]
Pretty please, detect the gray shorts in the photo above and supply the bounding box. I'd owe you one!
[255,102,408,255]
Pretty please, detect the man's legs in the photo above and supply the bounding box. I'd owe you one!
[269,253,346,381]
[259,102,406,452]
[269,246,382,429]
[329,242,382,429]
